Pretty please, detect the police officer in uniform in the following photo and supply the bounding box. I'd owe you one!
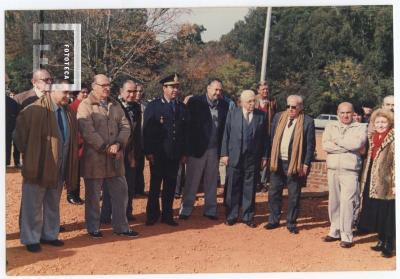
[143,74,187,226]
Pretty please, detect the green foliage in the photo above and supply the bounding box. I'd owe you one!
[220,6,393,116]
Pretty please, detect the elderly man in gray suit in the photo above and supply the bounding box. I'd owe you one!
[221,90,269,228]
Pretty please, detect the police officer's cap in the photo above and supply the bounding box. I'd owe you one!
[160,73,180,86]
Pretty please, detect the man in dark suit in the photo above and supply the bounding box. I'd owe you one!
[179,78,229,220]
[133,83,147,196]
[265,95,315,234]
[221,90,269,228]
[143,73,187,226]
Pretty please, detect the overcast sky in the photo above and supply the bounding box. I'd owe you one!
[177,7,250,42]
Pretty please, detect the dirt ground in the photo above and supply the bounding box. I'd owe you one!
[5,161,396,276]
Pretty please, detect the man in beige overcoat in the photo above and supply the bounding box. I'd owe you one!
[77,74,138,238]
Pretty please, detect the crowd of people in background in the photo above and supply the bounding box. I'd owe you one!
[4,69,395,258]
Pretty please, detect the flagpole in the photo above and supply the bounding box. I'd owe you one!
[260,7,272,82]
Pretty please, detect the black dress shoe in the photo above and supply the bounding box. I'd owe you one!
[371,240,384,251]
[381,241,393,258]
[264,223,279,230]
[161,219,179,226]
[203,214,218,220]
[179,214,189,220]
[88,231,103,239]
[287,227,299,234]
[340,241,353,248]
[40,239,64,246]
[115,229,139,238]
[323,235,341,242]
[224,219,236,226]
[244,221,257,228]
[26,243,41,253]
[59,225,66,232]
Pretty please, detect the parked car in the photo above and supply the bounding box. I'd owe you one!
[314,114,338,129]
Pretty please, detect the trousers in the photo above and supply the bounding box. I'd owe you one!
[179,148,219,217]
[84,176,129,233]
[268,159,302,229]
[20,180,63,245]
[327,169,359,243]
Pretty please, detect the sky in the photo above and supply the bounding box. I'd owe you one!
[177,7,250,42]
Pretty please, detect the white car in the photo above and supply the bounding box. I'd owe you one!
[314,114,338,129]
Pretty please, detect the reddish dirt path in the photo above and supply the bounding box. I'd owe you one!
[5,165,396,275]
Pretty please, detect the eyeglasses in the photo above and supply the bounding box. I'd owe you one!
[286,105,297,109]
[95,83,111,88]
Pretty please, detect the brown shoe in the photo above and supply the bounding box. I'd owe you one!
[340,241,353,248]
[323,235,341,242]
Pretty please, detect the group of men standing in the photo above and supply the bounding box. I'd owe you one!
[11,69,320,253]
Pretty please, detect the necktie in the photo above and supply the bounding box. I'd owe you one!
[288,118,294,128]
[57,107,65,142]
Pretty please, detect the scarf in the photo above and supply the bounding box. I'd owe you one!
[371,129,391,160]
[270,111,304,176]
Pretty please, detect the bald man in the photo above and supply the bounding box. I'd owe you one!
[382,95,394,112]
[14,69,52,109]
[221,90,269,227]
[322,102,367,248]
[77,74,138,238]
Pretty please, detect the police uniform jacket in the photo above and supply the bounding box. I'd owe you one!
[143,96,186,161]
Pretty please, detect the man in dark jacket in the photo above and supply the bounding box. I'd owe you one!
[221,90,269,227]
[143,73,187,226]
[265,95,315,234]
[179,78,229,220]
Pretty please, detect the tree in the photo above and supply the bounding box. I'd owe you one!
[5,9,185,92]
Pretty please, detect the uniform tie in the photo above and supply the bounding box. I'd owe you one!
[57,107,65,142]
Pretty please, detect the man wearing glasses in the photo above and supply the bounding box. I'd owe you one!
[14,69,52,109]
[77,74,138,238]
[143,73,187,226]
[15,80,79,252]
[265,95,315,234]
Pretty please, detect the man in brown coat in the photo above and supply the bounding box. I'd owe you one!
[15,80,79,253]
[77,74,138,238]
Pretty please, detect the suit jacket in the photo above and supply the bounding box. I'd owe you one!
[13,89,39,109]
[185,94,229,157]
[221,107,269,168]
[143,96,186,161]
[118,99,142,163]
[270,112,315,166]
